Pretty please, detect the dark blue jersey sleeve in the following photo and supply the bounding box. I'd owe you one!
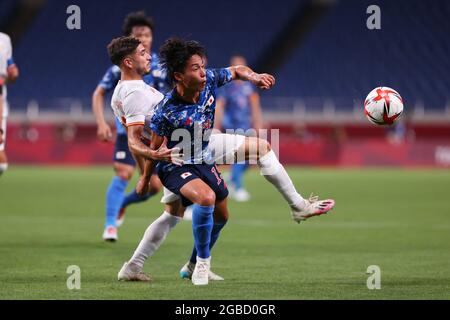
[98,65,121,92]
[207,68,232,89]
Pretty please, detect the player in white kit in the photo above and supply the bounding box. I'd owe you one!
[106,36,335,282]
[0,32,19,177]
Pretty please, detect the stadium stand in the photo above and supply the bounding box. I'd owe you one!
[271,0,450,111]
[7,0,450,112]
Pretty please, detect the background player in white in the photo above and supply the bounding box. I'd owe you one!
[0,32,19,177]
[115,37,336,282]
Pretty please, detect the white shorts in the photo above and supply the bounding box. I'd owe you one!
[0,116,6,151]
[160,133,246,204]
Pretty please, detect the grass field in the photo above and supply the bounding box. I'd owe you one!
[0,166,449,300]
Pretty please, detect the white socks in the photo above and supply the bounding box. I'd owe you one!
[0,163,8,176]
[129,211,182,270]
[258,150,305,208]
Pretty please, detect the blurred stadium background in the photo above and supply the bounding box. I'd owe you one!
[2,0,450,166]
[1,0,450,300]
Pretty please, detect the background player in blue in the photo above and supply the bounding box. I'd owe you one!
[215,55,263,202]
[91,11,169,241]
[139,37,275,285]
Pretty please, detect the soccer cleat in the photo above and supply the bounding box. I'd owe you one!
[291,194,335,223]
[180,261,224,281]
[233,188,251,202]
[191,257,211,286]
[118,262,152,282]
[102,226,118,242]
[116,207,126,227]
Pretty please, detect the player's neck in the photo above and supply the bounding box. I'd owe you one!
[121,70,143,81]
[175,85,200,104]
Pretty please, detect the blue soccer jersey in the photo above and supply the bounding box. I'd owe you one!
[217,81,256,130]
[98,52,170,133]
[150,68,232,173]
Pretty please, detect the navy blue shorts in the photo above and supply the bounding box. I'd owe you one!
[158,164,229,207]
[113,134,136,166]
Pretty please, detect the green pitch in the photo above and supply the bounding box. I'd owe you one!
[0,166,449,300]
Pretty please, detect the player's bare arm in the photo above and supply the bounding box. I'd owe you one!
[127,124,183,164]
[249,92,263,131]
[135,130,165,196]
[6,64,19,83]
[228,65,275,90]
[92,86,113,141]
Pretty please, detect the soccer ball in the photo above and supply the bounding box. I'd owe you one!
[364,87,404,125]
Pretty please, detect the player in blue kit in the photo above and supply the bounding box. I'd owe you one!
[215,55,263,202]
[136,38,275,285]
[91,12,169,241]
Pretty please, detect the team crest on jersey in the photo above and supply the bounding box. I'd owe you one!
[206,95,214,107]
[181,172,192,179]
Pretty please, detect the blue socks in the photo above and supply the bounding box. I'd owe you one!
[190,220,227,264]
[121,189,155,209]
[230,163,249,189]
[104,176,128,228]
[191,204,215,259]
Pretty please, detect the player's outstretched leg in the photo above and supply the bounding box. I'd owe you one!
[242,136,335,222]
[116,174,162,227]
[180,198,228,281]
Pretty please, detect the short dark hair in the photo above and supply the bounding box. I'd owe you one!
[107,36,141,66]
[159,37,206,84]
[122,11,155,36]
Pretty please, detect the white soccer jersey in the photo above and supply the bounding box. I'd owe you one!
[111,80,164,127]
[0,32,13,117]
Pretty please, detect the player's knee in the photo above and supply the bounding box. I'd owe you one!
[114,165,133,181]
[116,170,133,181]
[197,191,216,206]
[0,163,8,176]
[257,137,271,155]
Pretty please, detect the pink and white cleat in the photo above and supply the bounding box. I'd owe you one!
[102,226,118,242]
[291,194,335,223]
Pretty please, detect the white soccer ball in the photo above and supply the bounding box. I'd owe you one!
[364,87,404,125]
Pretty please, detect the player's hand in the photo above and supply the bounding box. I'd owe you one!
[136,176,151,197]
[0,131,3,145]
[152,137,184,166]
[97,122,113,142]
[250,73,275,90]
